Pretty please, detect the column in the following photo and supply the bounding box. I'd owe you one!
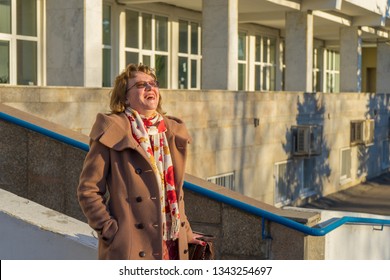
[84,0,103,87]
[285,11,313,92]
[201,0,238,90]
[46,0,102,87]
[376,42,390,94]
[340,27,362,92]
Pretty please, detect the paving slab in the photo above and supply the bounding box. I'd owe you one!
[302,173,390,216]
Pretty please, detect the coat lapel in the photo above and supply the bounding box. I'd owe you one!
[90,113,152,163]
[90,112,190,190]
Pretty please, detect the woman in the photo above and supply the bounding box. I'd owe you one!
[77,63,204,260]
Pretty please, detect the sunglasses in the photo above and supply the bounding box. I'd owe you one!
[127,80,160,91]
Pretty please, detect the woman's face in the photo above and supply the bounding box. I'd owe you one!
[126,72,160,116]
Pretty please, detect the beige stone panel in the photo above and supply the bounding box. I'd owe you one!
[0,86,41,102]
[238,167,269,201]
[185,152,217,179]
[214,147,256,177]
[188,128,218,153]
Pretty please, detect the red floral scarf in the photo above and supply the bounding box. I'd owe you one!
[125,108,180,241]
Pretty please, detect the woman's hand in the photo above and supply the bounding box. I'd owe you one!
[188,232,206,246]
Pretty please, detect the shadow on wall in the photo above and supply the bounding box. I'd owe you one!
[358,93,389,180]
[281,92,331,206]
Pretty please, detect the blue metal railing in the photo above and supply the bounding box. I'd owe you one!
[2,110,390,237]
[184,181,390,236]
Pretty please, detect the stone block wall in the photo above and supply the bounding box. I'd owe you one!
[1,86,389,207]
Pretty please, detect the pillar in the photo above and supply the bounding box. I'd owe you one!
[285,11,313,92]
[46,0,102,87]
[376,42,390,94]
[340,27,362,92]
[201,0,238,90]
[84,0,103,87]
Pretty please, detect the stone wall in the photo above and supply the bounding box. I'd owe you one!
[1,86,389,206]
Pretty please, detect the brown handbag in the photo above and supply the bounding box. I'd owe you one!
[188,232,215,260]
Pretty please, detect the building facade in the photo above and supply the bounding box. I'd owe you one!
[2,0,390,92]
[1,0,390,207]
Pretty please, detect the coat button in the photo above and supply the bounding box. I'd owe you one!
[135,168,142,174]
[152,223,159,228]
[139,251,146,257]
[181,222,185,227]
[136,196,142,202]
[184,249,188,254]
[136,223,144,229]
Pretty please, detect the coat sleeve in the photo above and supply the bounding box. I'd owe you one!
[77,139,118,243]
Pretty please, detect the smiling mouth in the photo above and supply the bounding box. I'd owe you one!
[145,94,156,100]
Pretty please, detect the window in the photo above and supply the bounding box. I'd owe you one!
[125,10,169,88]
[340,148,352,182]
[0,40,9,83]
[178,20,201,89]
[0,0,39,85]
[102,4,112,87]
[313,47,322,92]
[0,0,11,35]
[254,35,276,91]
[238,32,247,91]
[281,40,285,91]
[324,49,340,93]
[207,172,235,191]
[382,140,390,169]
[274,160,303,207]
[350,120,364,145]
[303,158,317,196]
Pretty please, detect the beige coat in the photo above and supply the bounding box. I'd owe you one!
[77,112,194,259]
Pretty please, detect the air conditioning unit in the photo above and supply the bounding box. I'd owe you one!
[363,119,374,145]
[292,125,322,157]
[350,119,374,146]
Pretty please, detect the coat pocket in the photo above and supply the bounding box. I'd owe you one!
[100,218,119,245]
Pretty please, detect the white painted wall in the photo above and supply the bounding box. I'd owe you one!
[289,207,390,260]
[0,189,97,260]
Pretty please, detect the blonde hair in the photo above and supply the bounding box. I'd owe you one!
[109,63,164,114]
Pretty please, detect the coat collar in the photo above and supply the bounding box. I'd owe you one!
[89,112,191,151]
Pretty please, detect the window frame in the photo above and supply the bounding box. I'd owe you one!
[274,160,303,207]
[238,31,248,91]
[254,35,277,91]
[177,19,202,90]
[207,172,235,191]
[324,49,340,93]
[123,9,170,88]
[0,0,42,85]
[102,2,112,87]
[340,147,352,184]
[382,140,390,169]
[313,47,323,92]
